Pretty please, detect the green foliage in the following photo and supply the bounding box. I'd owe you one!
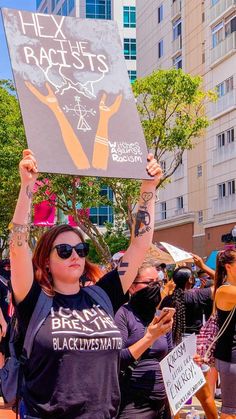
[87,228,129,264]
[0,80,27,256]
[133,69,216,181]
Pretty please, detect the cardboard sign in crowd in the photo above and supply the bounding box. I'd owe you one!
[160,334,205,415]
[2,8,149,179]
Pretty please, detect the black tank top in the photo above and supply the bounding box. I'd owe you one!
[215,308,236,363]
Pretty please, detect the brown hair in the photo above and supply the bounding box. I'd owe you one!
[214,248,236,297]
[32,224,103,295]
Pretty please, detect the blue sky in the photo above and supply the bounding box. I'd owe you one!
[0,0,36,80]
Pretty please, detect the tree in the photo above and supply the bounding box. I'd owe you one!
[132,68,216,184]
[0,80,27,257]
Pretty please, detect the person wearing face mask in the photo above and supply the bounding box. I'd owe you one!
[115,261,174,419]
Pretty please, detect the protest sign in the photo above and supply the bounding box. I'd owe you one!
[160,334,205,415]
[2,8,149,179]
[160,242,193,264]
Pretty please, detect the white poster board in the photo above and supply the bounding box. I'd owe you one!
[160,334,205,415]
[160,242,193,263]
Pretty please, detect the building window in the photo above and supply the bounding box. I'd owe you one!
[173,54,182,69]
[89,187,113,226]
[197,164,202,177]
[158,39,164,58]
[227,128,234,143]
[68,0,75,13]
[86,0,112,20]
[62,0,68,15]
[158,4,163,23]
[51,0,56,12]
[228,180,235,195]
[173,18,182,40]
[124,38,136,60]
[57,8,62,15]
[211,0,219,5]
[198,210,203,224]
[160,202,167,220]
[217,128,234,147]
[225,16,236,37]
[218,182,226,198]
[212,22,224,48]
[36,0,43,8]
[217,76,233,98]
[128,70,136,83]
[123,6,136,28]
[177,196,184,209]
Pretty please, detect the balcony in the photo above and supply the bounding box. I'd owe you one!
[212,142,236,164]
[172,0,182,19]
[210,0,236,24]
[172,36,182,55]
[173,164,184,180]
[211,32,236,66]
[211,89,236,118]
[213,194,236,214]
[174,208,185,216]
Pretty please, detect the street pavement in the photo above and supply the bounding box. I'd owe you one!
[0,396,221,418]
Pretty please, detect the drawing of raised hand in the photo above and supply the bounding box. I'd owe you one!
[25,81,90,170]
[92,93,122,170]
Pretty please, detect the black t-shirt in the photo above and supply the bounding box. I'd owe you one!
[15,269,126,419]
[161,288,212,334]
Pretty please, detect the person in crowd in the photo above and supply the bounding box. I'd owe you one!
[161,266,214,341]
[0,259,12,367]
[115,260,174,419]
[161,266,218,419]
[214,248,236,419]
[9,149,175,419]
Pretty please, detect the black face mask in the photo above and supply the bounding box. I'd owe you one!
[130,282,161,322]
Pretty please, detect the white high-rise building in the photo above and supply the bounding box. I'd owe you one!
[136,0,236,257]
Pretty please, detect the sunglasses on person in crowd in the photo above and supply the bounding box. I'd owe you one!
[53,243,89,259]
[133,280,158,286]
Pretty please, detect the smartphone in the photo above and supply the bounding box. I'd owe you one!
[153,307,175,324]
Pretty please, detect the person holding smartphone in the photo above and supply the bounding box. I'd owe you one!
[115,260,174,419]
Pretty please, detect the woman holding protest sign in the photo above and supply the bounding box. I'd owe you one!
[8,149,174,419]
[161,266,218,419]
[214,248,236,419]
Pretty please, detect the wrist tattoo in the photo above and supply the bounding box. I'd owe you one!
[134,192,153,237]
[26,185,33,200]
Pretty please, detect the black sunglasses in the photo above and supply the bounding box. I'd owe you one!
[53,243,89,259]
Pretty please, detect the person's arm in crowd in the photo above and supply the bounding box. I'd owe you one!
[215,284,236,311]
[117,154,162,294]
[161,279,175,300]
[115,308,173,365]
[9,150,38,304]
[191,253,215,279]
[0,307,7,340]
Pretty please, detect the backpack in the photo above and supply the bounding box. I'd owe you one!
[0,285,113,408]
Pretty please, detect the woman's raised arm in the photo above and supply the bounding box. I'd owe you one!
[9,149,38,304]
[117,154,162,293]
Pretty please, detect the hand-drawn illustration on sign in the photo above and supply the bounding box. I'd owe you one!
[2,8,149,179]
